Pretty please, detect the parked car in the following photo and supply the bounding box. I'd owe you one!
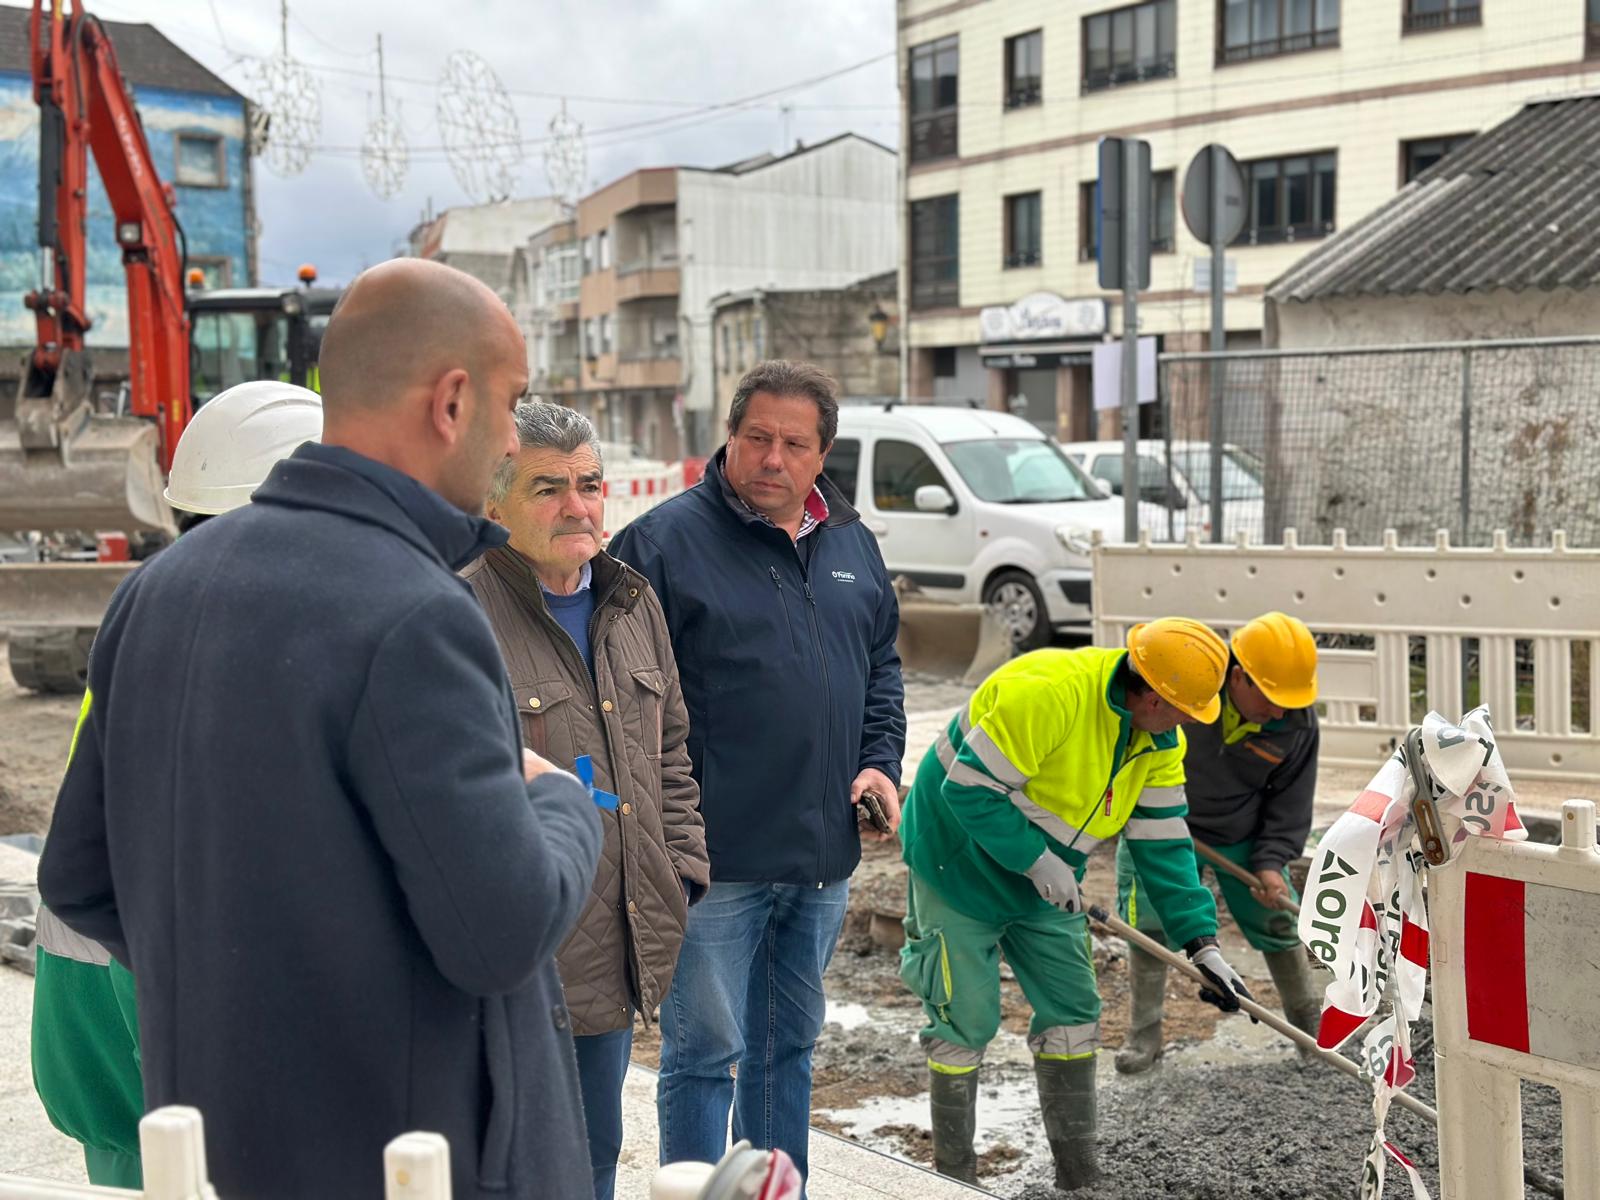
[1057,438,1266,542]
[828,404,1126,648]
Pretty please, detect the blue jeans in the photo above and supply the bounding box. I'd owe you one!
[657,880,849,1196]
[574,1021,634,1200]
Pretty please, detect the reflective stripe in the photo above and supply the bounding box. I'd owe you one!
[939,728,1101,854]
[67,688,92,767]
[962,726,1027,788]
[1138,784,1186,811]
[1010,789,1098,852]
[34,906,111,967]
[957,708,973,735]
[947,760,1007,796]
[1124,815,1193,841]
[1028,1022,1102,1058]
[925,1037,986,1070]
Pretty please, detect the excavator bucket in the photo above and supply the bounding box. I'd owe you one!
[893,578,1014,686]
[0,412,174,536]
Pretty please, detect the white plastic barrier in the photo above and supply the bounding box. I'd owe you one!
[0,1107,216,1200]
[1092,526,1600,782]
[1431,797,1600,1200]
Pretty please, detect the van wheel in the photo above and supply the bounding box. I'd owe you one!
[983,571,1049,652]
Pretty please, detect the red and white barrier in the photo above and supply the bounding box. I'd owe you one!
[1431,796,1600,1200]
[600,462,685,542]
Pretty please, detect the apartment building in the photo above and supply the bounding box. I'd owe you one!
[511,219,583,399]
[573,134,897,458]
[898,0,1600,439]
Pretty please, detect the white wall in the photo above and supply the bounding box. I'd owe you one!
[677,136,898,419]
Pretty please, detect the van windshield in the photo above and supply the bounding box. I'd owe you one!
[942,437,1096,503]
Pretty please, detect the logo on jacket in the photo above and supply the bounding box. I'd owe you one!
[832,570,857,583]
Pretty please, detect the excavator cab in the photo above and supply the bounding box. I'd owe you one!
[188,285,339,405]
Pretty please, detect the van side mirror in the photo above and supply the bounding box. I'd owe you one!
[914,484,957,514]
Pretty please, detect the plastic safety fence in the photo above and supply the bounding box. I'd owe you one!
[1154,338,1600,549]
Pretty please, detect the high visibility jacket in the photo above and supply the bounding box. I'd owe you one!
[900,646,1218,946]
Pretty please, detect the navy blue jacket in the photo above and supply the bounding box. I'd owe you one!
[608,449,905,886]
[37,443,602,1200]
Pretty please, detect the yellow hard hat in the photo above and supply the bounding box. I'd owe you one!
[1125,618,1229,723]
[1231,612,1319,709]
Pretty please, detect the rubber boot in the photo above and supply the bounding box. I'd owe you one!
[1114,947,1166,1075]
[1265,947,1323,1061]
[928,1067,979,1184]
[1035,1056,1100,1191]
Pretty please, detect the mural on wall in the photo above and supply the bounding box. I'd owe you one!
[0,74,249,349]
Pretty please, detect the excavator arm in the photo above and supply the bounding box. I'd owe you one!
[2,0,189,535]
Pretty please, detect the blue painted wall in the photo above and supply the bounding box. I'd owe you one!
[0,72,250,348]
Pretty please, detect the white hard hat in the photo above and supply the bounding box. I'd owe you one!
[164,381,323,515]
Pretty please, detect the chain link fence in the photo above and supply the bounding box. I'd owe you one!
[1153,336,1600,548]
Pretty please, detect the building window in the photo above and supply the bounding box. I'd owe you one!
[1083,0,1176,94]
[1402,134,1472,183]
[175,132,226,188]
[752,314,765,360]
[1150,170,1175,253]
[1076,171,1176,261]
[1005,30,1043,109]
[909,35,959,163]
[1237,152,1337,245]
[721,323,732,372]
[600,314,613,355]
[1004,192,1042,268]
[932,347,958,377]
[598,230,612,271]
[1402,0,1481,33]
[187,255,232,287]
[1218,0,1340,64]
[910,194,959,309]
[1589,0,1600,57]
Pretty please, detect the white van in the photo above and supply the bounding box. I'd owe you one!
[1058,438,1266,543]
[827,404,1126,648]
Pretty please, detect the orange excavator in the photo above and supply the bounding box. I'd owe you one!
[0,0,335,691]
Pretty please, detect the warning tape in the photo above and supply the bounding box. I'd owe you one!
[1299,707,1526,1200]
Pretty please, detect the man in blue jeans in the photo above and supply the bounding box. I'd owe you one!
[610,360,906,1192]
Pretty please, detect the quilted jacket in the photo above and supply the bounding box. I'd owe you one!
[464,545,710,1035]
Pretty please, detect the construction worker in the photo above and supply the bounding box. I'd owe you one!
[1115,611,1322,1075]
[30,380,323,1188]
[898,618,1253,1191]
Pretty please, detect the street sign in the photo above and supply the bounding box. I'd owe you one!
[1096,137,1151,291]
[1181,143,1246,245]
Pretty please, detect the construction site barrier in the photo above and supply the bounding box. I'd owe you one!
[1091,527,1600,782]
[601,462,685,542]
[1430,797,1600,1199]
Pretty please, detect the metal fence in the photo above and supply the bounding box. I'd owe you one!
[1154,336,1600,548]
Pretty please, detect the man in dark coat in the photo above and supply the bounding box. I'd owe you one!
[609,360,906,1194]
[37,259,603,1199]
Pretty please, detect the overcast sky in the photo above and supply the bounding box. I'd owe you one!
[86,0,899,285]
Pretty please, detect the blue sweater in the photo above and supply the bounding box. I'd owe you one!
[37,442,602,1200]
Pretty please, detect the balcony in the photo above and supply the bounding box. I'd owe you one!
[1402,4,1481,33]
[616,354,681,390]
[616,265,680,303]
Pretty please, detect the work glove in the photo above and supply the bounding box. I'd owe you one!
[1186,937,1256,1018]
[1023,849,1081,913]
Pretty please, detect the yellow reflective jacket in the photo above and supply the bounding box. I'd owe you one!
[900,646,1218,944]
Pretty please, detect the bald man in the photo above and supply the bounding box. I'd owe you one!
[38,258,604,1200]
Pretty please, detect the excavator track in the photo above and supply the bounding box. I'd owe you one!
[8,626,92,694]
